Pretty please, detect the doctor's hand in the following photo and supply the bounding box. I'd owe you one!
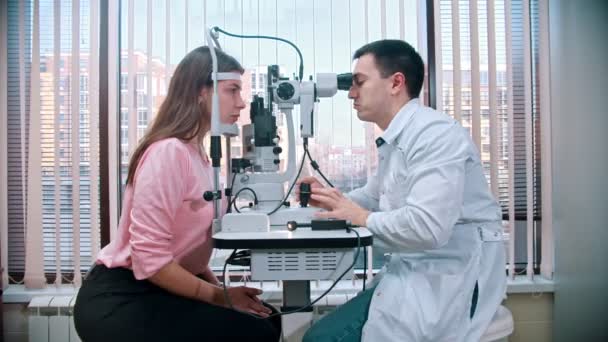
[221,286,272,317]
[296,176,330,210]
[311,187,370,227]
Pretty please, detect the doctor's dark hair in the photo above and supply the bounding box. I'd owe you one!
[126,46,244,185]
[353,39,424,99]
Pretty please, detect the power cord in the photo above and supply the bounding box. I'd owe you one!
[212,27,304,82]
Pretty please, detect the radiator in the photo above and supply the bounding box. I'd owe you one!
[28,295,81,342]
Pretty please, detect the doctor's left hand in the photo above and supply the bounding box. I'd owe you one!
[311,188,370,227]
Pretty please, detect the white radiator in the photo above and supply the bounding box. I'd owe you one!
[28,295,81,342]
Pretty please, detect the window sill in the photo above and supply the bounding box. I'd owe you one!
[2,275,554,304]
[505,275,554,293]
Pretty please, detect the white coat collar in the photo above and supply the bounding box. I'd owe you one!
[378,98,420,147]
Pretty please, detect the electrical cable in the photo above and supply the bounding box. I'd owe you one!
[303,142,334,188]
[266,141,309,216]
[212,27,304,82]
[230,187,259,213]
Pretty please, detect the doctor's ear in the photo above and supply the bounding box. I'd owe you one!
[391,72,407,95]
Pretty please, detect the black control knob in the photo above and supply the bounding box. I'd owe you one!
[277,82,295,101]
[273,146,283,154]
[273,159,281,165]
[203,191,215,202]
[299,183,311,208]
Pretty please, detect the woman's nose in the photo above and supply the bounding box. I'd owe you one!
[237,95,246,109]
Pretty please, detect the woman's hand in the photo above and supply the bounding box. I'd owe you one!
[219,286,272,317]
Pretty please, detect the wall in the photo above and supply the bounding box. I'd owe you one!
[549,0,608,341]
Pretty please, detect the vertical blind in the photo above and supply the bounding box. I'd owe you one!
[2,0,100,288]
[434,0,552,278]
[1,0,554,289]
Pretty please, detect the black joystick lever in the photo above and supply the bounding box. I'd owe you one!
[299,183,311,208]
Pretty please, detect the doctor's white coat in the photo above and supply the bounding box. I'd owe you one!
[348,99,507,342]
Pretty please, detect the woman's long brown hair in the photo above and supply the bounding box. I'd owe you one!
[125,46,244,185]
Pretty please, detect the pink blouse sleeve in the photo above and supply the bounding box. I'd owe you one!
[128,140,190,279]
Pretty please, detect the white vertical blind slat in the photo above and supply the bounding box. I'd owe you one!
[451,0,461,123]
[128,0,136,155]
[108,0,120,240]
[433,0,442,111]
[364,0,369,43]
[0,0,9,289]
[539,0,553,279]
[147,0,153,123]
[523,0,534,280]
[90,0,101,259]
[416,0,427,104]
[71,0,82,286]
[488,0,499,197]
[24,0,46,289]
[505,0,516,279]
[185,0,189,52]
[19,0,27,236]
[399,0,404,40]
[469,0,481,148]
[165,0,170,91]
[380,0,386,39]
[53,0,62,286]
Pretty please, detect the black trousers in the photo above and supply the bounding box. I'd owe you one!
[74,265,281,342]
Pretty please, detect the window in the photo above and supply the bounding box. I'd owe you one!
[120,74,128,90]
[436,0,548,275]
[3,0,100,284]
[136,73,145,91]
[118,0,427,271]
[137,109,148,127]
[80,74,88,92]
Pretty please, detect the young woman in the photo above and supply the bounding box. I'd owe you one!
[74,47,281,342]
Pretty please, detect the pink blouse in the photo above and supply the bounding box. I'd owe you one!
[97,138,223,280]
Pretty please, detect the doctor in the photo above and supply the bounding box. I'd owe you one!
[300,39,506,341]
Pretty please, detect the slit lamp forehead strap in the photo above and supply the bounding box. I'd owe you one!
[212,72,242,81]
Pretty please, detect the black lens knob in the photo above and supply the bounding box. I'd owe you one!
[299,183,311,208]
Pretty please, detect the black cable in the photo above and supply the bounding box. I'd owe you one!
[226,172,237,213]
[362,245,367,292]
[266,141,309,216]
[212,27,304,82]
[221,249,238,311]
[230,187,259,213]
[220,228,362,319]
[303,143,334,188]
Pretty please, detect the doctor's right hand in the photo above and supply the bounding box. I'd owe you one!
[220,286,272,317]
[296,176,330,210]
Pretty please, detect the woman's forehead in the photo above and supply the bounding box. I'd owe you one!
[220,79,242,87]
